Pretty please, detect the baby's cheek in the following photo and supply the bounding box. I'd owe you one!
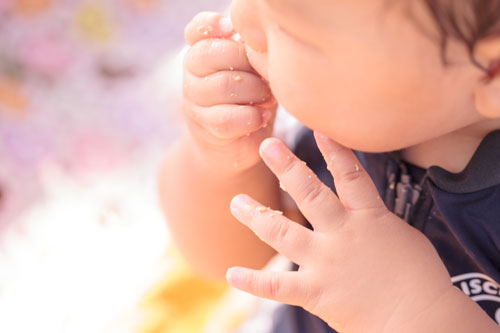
[266,43,335,127]
[264,29,426,152]
[267,30,338,98]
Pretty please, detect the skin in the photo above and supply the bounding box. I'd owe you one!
[228,134,499,332]
[160,12,283,280]
[160,0,500,331]
[231,0,500,172]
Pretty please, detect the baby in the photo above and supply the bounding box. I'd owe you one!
[160,0,500,331]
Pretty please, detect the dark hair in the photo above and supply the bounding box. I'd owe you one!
[424,0,500,74]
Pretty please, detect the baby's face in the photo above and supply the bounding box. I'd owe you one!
[231,0,485,152]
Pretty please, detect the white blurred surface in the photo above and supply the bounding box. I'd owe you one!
[0,159,171,332]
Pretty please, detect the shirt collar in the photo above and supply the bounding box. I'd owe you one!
[427,130,500,194]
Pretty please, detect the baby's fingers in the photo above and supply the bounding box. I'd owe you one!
[226,267,310,307]
[259,138,344,232]
[185,38,254,77]
[184,70,272,107]
[230,194,316,266]
[314,132,385,212]
[186,102,273,139]
[185,12,234,46]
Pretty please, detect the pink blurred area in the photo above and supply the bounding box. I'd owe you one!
[0,1,230,332]
[0,0,231,227]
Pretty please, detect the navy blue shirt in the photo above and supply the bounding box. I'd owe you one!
[272,128,500,332]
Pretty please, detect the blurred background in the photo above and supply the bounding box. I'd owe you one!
[0,1,286,332]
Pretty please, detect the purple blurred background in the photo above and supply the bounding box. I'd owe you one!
[0,0,229,231]
[0,1,242,332]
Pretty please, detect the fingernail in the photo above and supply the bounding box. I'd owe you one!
[261,110,272,126]
[226,267,243,285]
[219,17,234,35]
[260,139,285,165]
[230,194,252,217]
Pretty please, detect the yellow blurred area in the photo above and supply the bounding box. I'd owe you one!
[140,246,231,333]
[76,4,114,43]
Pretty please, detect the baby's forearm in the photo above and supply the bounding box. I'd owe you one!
[159,135,281,280]
[385,286,499,332]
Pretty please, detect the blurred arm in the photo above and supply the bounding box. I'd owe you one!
[158,135,282,280]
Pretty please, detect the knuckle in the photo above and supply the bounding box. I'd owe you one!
[267,220,290,244]
[183,43,213,75]
[191,39,212,58]
[184,43,202,64]
[280,157,298,175]
[340,168,363,183]
[182,70,196,92]
[185,12,219,43]
[267,274,282,299]
[299,182,324,206]
[248,271,259,292]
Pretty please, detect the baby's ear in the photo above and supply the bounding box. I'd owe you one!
[474,80,500,118]
[473,39,500,119]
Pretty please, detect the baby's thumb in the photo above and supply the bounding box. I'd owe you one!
[185,12,235,46]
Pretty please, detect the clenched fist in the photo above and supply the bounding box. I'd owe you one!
[182,12,277,173]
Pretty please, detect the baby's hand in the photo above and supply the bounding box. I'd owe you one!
[227,133,454,332]
[183,12,276,173]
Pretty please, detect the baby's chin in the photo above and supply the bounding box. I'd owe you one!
[312,127,418,154]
